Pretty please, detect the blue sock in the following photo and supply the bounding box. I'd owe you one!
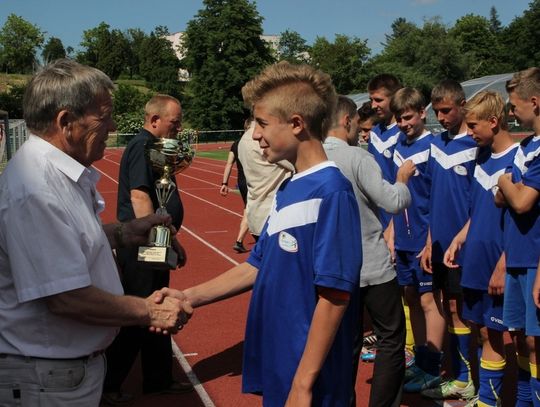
[478,358,505,406]
[516,356,532,406]
[448,326,472,382]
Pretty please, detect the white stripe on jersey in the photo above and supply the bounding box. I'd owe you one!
[369,132,400,154]
[430,144,477,169]
[513,145,540,174]
[394,149,430,166]
[266,198,322,236]
[474,166,505,195]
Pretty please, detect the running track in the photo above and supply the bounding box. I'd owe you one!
[94,144,438,407]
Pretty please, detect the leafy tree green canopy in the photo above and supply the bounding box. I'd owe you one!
[0,14,44,73]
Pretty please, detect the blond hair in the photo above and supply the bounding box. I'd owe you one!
[241,61,337,140]
[464,91,508,130]
[390,87,426,116]
[506,67,540,100]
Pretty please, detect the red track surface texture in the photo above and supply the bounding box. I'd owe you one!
[94,145,436,407]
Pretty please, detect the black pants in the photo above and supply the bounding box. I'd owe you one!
[351,278,405,407]
[103,247,173,393]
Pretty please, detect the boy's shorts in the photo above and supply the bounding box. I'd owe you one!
[462,287,507,331]
[503,267,540,336]
[396,250,433,294]
[432,262,463,295]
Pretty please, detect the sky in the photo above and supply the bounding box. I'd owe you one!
[0,0,533,55]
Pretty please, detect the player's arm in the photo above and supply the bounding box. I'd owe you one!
[533,259,540,309]
[498,174,540,214]
[443,219,470,269]
[182,262,258,308]
[488,252,506,296]
[419,229,432,273]
[285,288,349,407]
[383,218,395,263]
[220,151,235,196]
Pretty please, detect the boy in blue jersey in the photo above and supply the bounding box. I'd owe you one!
[420,80,478,399]
[180,62,363,407]
[388,88,447,394]
[442,91,517,406]
[497,67,540,407]
[368,74,403,230]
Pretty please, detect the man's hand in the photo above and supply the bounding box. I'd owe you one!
[220,184,229,196]
[396,160,416,184]
[122,214,173,247]
[145,288,193,335]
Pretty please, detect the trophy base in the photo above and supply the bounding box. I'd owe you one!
[137,246,178,270]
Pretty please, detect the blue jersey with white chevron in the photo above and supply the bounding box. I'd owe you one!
[504,134,540,268]
[461,144,518,289]
[368,122,401,228]
[243,161,362,406]
[393,131,434,251]
[427,131,478,263]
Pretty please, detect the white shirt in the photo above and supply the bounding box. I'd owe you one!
[0,135,123,358]
[237,125,294,235]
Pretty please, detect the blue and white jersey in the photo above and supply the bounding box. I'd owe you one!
[461,144,518,289]
[368,122,401,228]
[427,131,478,263]
[243,161,362,406]
[393,131,433,252]
[504,134,540,268]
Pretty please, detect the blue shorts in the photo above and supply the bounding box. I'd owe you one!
[395,250,433,293]
[503,267,540,336]
[462,287,507,331]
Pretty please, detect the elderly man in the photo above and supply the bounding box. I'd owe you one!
[0,59,191,406]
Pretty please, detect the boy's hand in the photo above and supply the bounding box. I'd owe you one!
[443,237,464,269]
[488,265,505,296]
[419,244,432,274]
[396,160,416,183]
[285,384,312,407]
[219,184,229,196]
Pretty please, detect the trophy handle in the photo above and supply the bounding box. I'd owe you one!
[148,225,171,247]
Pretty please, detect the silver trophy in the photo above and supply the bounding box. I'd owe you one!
[137,137,194,269]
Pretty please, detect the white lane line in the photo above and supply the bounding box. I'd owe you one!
[172,340,216,407]
[180,225,240,267]
[181,190,243,218]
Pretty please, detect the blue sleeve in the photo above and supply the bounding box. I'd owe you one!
[312,190,362,292]
[523,155,540,191]
[246,220,269,269]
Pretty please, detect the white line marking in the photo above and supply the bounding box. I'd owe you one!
[181,225,240,267]
[172,340,216,407]
[181,190,243,218]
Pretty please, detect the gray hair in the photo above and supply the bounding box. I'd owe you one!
[23,59,114,135]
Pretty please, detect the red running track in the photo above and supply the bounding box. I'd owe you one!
[93,145,436,407]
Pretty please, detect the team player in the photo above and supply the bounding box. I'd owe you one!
[443,91,517,406]
[357,101,377,143]
[420,80,478,399]
[497,67,540,407]
[179,62,363,406]
[388,88,447,393]
[367,74,403,229]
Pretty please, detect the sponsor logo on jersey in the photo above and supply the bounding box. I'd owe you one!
[453,165,468,176]
[279,231,298,253]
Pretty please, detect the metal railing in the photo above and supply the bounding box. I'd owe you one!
[1,119,28,171]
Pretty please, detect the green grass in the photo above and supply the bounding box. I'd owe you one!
[196,150,229,161]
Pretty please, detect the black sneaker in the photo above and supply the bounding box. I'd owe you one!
[233,241,248,253]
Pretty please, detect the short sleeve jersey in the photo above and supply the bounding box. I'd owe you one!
[504,134,540,268]
[461,144,518,289]
[427,131,478,262]
[242,161,362,407]
[393,131,434,252]
[368,122,401,228]
[117,129,184,229]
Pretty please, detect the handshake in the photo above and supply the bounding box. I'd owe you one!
[145,287,193,335]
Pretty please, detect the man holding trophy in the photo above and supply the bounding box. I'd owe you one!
[103,94,194,404]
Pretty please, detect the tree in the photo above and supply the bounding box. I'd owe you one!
[0,14,44,73]
[181,0,274,130]
[138,26,181,98]
[277,29,309,64]
[310,34,370,94]
[489,6,502,34]
[77,22,130,79]
[42,37,66,64]
[500,0,540,70]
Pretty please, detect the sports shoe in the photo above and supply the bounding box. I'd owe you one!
[404,364,424,383]
[361,346,377,362]
[363,334,378,347]
[421,379,476,400]
[233,241,248,253]
[100,391,134,406]
[403,367,441,393]
[405,347,415,368]
[463,395,479,407]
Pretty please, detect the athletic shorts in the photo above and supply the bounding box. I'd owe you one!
[462,287,506,331]
[395,250,433,293]
[503,267,540,336]
[432,262,463,295]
